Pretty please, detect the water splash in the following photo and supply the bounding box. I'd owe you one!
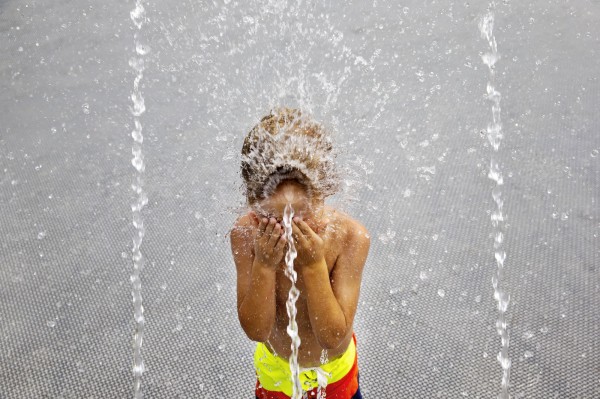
[241,109,341,206]
[129,0,149,397]
[479,6,511,399]
[315,349,328,399]
[282,203,302,399]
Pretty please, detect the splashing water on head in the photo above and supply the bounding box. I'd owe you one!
[241,108,341,208]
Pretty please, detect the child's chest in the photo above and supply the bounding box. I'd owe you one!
[273,219,345,306]
[274,251,337,304]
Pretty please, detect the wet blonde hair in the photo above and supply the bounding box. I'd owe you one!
[240,108,340,205]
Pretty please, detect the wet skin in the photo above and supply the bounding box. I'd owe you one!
[231,181,371,367]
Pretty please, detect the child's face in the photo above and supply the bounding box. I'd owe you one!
[253,181,323,231]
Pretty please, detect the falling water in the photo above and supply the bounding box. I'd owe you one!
[129,0,149,398]
[282,203,302,399]
[317,349,329,399]
[479,5,511,399]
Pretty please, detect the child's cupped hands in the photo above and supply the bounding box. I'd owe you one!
[249,212,287,268]
[291,217,325,269]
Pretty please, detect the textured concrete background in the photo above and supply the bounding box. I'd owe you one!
[1,0,598,397]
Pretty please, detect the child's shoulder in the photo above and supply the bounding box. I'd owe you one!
[325,207,370,268]
[325,207,370,244]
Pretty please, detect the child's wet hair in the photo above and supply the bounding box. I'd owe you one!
[240,108,340,205]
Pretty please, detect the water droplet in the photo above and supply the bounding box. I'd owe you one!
[129,57,145,72]
[522,331,534,339]
[130,3,146,29]
[37,231,47,240]
[378,228,396,244]
[437,289,446,298]
[18,46,23,52]
[132,363,145,375]
[481,52,498,68]
[591,149,599,157]
[497,352,511,369]
[194,211,202,220]
[560,212,569,221]
[417,165,436,175]
[47,320,56,328]
[82,103,90,114]
[540,326,549,334]
[50,127,57,134]
[523,350,534,358]
[474,295,482,303]
[403,6,409,14]
[135,43,150,55]
[403,188,412,198]
[432,234,439,241]
[419,271,428,280]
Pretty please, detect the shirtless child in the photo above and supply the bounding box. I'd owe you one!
[230,108,370,399]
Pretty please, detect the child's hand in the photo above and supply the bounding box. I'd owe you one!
[250,212,287,268]
[291,217,325,269]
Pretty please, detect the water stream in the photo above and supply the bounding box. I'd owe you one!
[129,0,149,397]
[281,203,330,398]
[479,6,511,399]
[282,203,302,399]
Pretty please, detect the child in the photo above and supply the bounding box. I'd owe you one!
[230,108,370,399]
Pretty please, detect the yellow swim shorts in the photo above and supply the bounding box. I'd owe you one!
[254,335,357,398]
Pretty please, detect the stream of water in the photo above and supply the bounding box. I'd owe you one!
[130,0,149,397]
[282,203,303,399]
[281,203,330,398]
[479,5,511,399]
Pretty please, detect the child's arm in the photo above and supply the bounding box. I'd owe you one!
[292,218,370,349]
[231,215,286,342]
